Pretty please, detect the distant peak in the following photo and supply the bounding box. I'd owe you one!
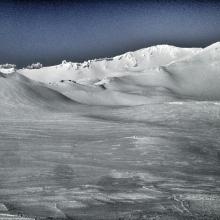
[204,42,220,50]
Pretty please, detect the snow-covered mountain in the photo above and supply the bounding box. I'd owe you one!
[1,42,220,107]
[18,45,201,84]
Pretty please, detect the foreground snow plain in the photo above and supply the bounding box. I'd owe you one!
[0,43,220,219]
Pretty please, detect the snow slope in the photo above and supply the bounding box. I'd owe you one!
[0,72,78,114]
[160,42,220,99]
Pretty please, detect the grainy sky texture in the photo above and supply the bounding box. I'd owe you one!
[0,0,220,67]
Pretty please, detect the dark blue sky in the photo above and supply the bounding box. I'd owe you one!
[1,0,220,67]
